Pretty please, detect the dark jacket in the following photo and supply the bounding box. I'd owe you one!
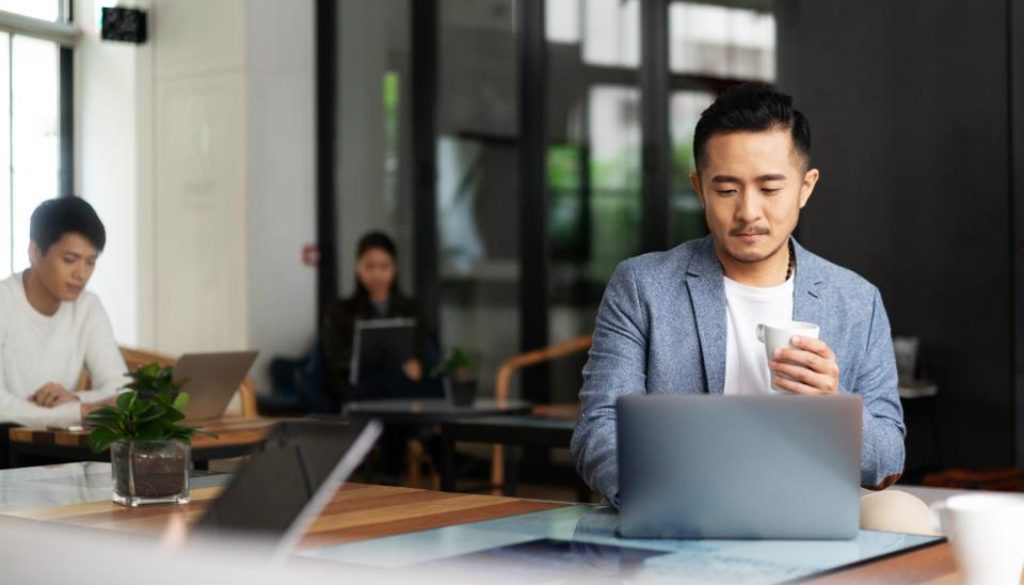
[321,292,426,402]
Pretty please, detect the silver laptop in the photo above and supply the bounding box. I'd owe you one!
[173,351,258,421]
[616,394,862,540]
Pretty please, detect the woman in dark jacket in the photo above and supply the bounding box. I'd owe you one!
[322,231,428,404]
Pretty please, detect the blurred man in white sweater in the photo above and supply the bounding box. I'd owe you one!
[0,197,127,428]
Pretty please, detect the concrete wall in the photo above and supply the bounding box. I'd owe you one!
[777,0,1015,469]
[75,0,317,391]
[75,0,153,347]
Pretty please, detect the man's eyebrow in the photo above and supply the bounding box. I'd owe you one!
[710,174,787,183]
[710,175,741,184]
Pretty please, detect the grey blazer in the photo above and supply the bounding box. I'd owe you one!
[570,236,906,505]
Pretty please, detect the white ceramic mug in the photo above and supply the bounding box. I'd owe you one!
[755,320,820,392]
[932,493,1024,585]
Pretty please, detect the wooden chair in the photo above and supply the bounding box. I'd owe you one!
[490,334,592,492]
[79,346,258,418]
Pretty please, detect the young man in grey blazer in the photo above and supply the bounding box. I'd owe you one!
[571,84,906,509]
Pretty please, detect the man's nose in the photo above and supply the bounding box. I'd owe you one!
[735,190,762,223]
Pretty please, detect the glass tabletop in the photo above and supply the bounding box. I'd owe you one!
[300,505,943,585]
[0,462,230,513]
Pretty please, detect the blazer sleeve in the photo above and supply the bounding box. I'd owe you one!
[854,287,906,489]
[570,260,648,506]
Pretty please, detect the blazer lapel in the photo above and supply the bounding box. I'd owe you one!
[685,237,727,394]
[791,238,827,331]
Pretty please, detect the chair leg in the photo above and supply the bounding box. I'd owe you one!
[407,439,423,487]
[491,445,504,495]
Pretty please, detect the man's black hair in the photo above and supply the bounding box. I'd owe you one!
[693,83,811,172]
[29,196,107,254]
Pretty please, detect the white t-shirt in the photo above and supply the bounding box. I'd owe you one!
[723,275,794,395]
[0,272,127,426]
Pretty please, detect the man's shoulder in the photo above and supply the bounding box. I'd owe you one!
[616,237,709,282]
[798,246,879,301]
[0,272,24,313]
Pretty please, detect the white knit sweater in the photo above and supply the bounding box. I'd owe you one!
[0,272,127,426]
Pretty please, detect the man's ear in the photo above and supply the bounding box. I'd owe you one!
[690,172,705,207]
[28,240,42,266]
[799,168,820,208]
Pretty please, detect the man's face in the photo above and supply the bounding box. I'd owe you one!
[690,128,819,267]
[29,232,100,301]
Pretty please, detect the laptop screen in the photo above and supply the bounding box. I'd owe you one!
[192,419,381,547]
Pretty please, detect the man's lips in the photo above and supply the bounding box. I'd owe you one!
[732,231,768,242]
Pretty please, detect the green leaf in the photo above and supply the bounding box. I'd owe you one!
[135,420,164,441]
[88,427,120,453]
[172,392,189,411]
[116,391,134,411]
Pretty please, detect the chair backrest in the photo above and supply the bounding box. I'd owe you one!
[493,334,593,402]
[79,346,258,418]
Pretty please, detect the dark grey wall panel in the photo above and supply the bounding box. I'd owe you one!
[778,0,1013,469]
[1012,0,1024,468]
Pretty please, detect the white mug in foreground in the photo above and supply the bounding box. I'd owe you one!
[933,493,1024,585]
[755,320,820,392]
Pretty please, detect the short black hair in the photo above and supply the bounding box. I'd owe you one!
[30,196,107,254]
[693,83,811,172]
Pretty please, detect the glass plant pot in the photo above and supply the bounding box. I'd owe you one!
[445,377,477,407]
[110,440,190,506]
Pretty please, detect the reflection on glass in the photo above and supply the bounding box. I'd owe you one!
[437,0,520,398]
[545,0,579,44]
[669,91,714,246]
[0,0,61,22]
[12,35,59,273]
[546,0,641,404]
[587,85,641,283]
[335,0,414,294]
[669,2,775,80]
[582,0,639,67]
[0,33,10,277]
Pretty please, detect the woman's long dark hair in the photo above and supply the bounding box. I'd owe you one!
[352,231,404,307]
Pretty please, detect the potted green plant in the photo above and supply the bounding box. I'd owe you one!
[86,363,200,506]
[431,348,477,407]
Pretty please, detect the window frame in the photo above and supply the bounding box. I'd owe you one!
[0,3,75,274]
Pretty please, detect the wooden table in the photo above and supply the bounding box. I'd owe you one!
[7,481,565,551]
[0,462,970,584]
[7,416,277,468]
[8,482,960,583]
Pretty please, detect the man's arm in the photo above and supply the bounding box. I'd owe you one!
[857,288,906,489]
[0,356,81,427]
[78,298,128,404]
[570,261,648,506]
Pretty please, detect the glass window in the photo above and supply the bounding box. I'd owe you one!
[582,0,639,67]
[669,90,714,245]
[11,35,59,273]
[0,0,63,22]
[546,0,579,44]
[0,32,9,277]
[546,0,642,403]
[669,2,775,80]
[437,0,521,399]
